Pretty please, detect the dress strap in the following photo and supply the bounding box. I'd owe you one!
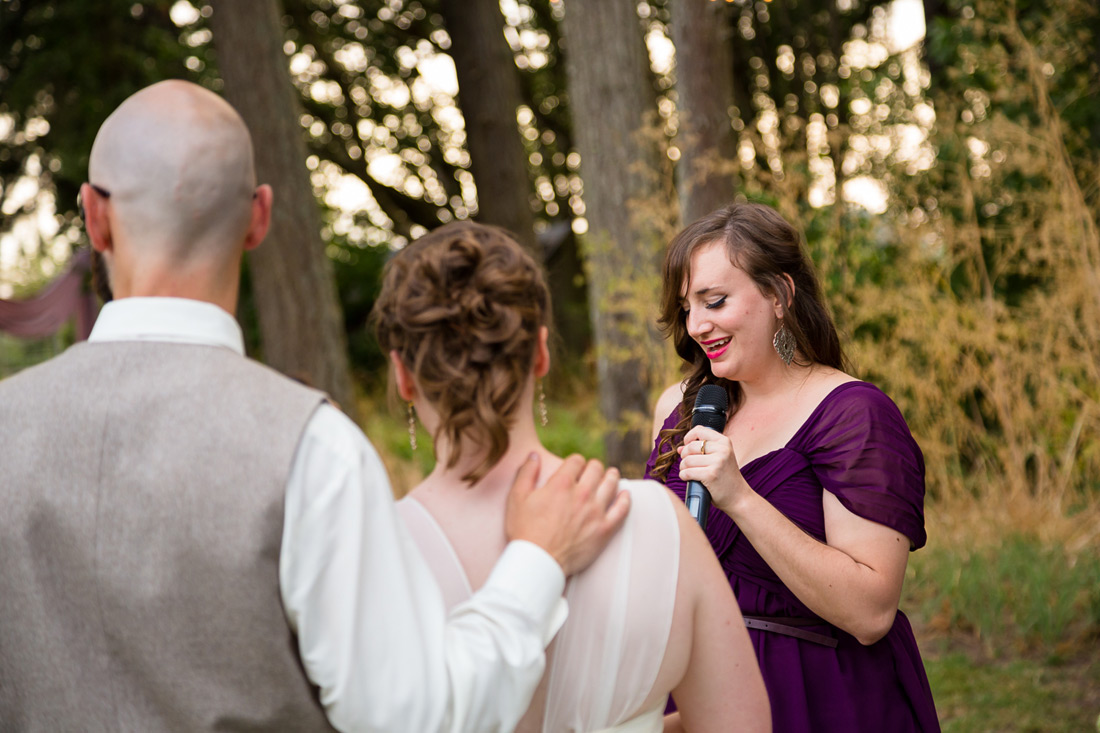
[396,497,473,610]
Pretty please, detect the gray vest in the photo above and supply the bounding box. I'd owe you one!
[0,341,336,732]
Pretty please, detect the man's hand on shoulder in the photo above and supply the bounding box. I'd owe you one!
[505,454,630,577]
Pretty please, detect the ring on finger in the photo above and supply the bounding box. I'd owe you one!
[701,439,707,455]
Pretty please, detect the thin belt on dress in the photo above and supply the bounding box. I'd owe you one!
[742,615,838,648]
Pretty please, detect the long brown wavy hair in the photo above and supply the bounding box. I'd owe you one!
[372,221,551,484]
[649,202,846,482]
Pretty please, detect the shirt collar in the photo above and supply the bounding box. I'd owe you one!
[88,297,245,356]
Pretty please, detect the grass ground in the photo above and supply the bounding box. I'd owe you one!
[903,539,1100,732]
[921,651,1099,732]
[360,392,1100,731]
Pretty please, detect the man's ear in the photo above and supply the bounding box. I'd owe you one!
[81,183,113,254]
[243,184,273,252]
[389,350,417,401]
[534,325,551,379]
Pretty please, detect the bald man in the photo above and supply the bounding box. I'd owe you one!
[0,80,628,732]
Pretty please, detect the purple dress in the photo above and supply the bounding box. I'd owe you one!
[646,382,940,732]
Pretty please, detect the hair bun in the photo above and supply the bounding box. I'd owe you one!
[372,222,552,484]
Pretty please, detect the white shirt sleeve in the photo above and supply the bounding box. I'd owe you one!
[279,404,568,733]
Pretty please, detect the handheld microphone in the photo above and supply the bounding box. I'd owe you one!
[685,384,729,531]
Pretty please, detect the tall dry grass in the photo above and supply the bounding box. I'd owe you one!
[835,0,1100,554]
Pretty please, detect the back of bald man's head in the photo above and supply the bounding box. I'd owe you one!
[89,80,258,264]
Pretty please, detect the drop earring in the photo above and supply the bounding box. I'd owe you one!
[773,322,796,366]
[537,380,549,427]
[406,402,418,451]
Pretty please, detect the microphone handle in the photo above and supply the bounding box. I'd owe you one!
[685,480,712,531]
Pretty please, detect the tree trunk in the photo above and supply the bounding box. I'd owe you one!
[671,0,737,224]
[210,0,358,420]
[560,0,667,474]
[439,0,538,255]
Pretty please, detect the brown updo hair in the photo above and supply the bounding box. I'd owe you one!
[372,221,551,484]
[650,202,846,481]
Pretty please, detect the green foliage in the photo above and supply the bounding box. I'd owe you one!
[360,392,437,495]
[537,392,606,462]
[327,231,393,388]
[510,0,581,227]
[361,391,606,498]
[0,330,68,378]
[904,536,1100,657]
[279,0,584,243]
[698,0,894,207]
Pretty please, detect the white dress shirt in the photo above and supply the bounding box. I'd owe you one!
[89,297,568,733]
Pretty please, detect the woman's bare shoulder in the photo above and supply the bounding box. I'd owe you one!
[804,365,860,403]
[651,381,685,442]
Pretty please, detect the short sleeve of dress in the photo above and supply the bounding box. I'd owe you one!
[803,383,928,550]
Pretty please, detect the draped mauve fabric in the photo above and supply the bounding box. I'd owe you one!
[0,250,98,340]
[398,480,678,733]
[646,381,940,732]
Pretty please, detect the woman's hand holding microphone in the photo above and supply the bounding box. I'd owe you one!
[677,426,754,519]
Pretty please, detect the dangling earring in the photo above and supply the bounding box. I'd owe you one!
[773,322,796,366]
[537,380,549,427]
[406,402,418,451]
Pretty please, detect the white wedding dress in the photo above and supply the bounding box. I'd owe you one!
[398,480,680,733]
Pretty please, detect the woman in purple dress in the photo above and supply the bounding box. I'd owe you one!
[646,202,939,732]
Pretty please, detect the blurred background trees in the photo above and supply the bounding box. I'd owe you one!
[3,0,1099,492]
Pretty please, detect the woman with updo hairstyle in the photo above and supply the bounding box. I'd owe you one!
[646,202,939,732]
[374,221,769,733]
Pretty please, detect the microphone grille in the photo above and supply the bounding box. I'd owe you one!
[695,384,728,411]
[692,384,729,431]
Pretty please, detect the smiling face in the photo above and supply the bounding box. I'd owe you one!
[681,240,784,382]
